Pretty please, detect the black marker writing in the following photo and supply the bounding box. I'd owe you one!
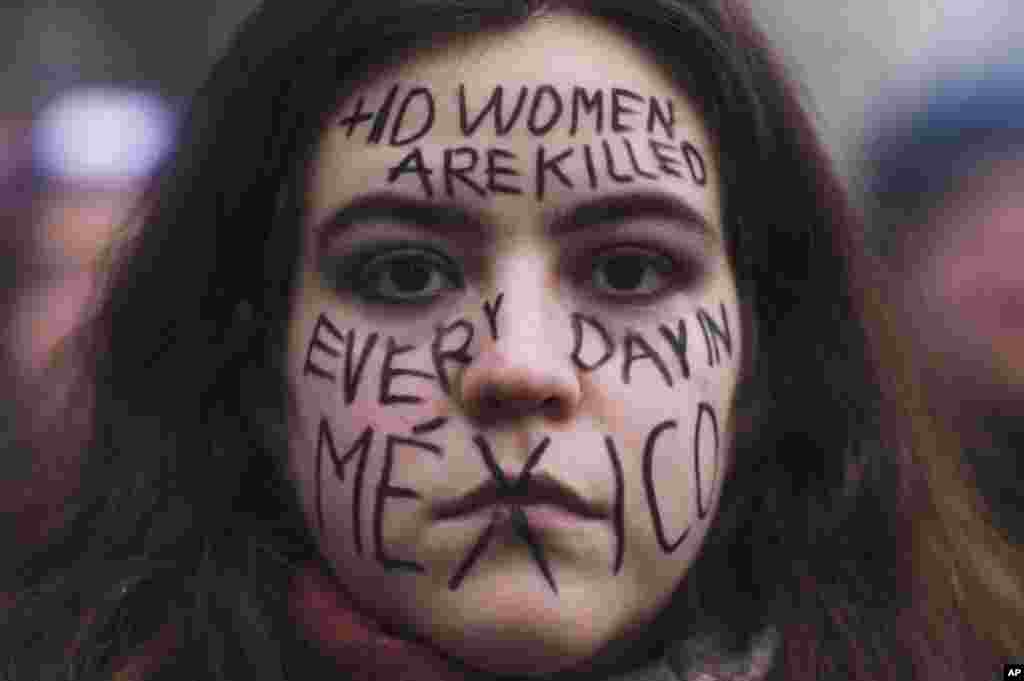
[582,143,599,189]
[485,149,522,195]
[458,84,529,137]
[535,145,574,201]
[611,88,643,133]
[374,435,435,573]
[604,435,625,575]
[602,139,634,184]
[694,402,719,520]
[511,506,558,593]
[623,137,657,180]
[658,319,691,380]
[367,84,400,144]
[648,139,682,178]
[449,516,499,590]
[527,85,564,136]
[622,331,673,387]
[432,319,474,395]
[448,435,556,592]
[444,147,486,198]
[304,313,344,381]
[642,419,691,553]
[380,337,435,405]
[570,87,603,136]
[483,293,504,341]
[571,313,615,372]
[386,137,708,200]
[338,84,436,146]
[647,97,675,139]
[458,84,673,139]
[342,329,379,404]
[338,95,373,138]
[696,302,732,367]
[572,314,693,384]
[682,141,707,186]
[389,87,435,146]
[315,419,372,556]
[411,416,449,435]
[387,147,434,198]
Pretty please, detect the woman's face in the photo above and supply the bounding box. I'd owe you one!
[287,12,741,675]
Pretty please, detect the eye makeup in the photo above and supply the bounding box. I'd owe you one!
[320,240,465,306]
[312,189,718,312]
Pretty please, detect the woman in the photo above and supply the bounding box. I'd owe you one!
[1,1,1010,679]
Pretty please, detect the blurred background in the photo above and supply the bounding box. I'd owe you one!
[1,0,1022,551]
[2,0,1023,181]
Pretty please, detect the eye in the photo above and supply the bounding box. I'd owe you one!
[329,245,463,304]
[586,246,681,301]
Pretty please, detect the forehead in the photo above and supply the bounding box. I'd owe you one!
[356,12,689,121]
[307,10,720,234]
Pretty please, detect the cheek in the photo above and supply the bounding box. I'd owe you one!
[284,287,740,633]
[611,390,728,568]
[579,304,737,598]
[285,303,452,563]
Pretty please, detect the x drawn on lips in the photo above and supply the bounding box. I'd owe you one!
[440,434,604,594]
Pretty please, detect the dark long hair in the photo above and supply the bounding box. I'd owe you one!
[1,1,989,679]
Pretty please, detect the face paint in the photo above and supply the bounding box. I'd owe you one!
[446,434,557,592]
[287,11,741,676]
[385,135,708,201]
[345,81,708,204]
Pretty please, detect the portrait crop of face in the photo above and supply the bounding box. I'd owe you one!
[286,11,742,676]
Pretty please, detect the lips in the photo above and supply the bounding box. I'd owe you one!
[434,472,606,521]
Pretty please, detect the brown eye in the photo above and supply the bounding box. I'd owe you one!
[589,247,676,299]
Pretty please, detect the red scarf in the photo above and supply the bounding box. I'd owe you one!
[79,562,772,680]
[78,562,469,681]
[289,564,471,681]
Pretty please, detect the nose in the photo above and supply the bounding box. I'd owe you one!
[459,287,581,426]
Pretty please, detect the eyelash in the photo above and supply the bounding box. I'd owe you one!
[578,242,694,303]
[325,240,697,306]
[325,242,464,306]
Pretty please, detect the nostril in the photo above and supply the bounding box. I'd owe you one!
[472,386,508,423]
[460,348,582,425]
[475,385,562,421]
[540,396,566,421]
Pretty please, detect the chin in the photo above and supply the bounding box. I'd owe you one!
[422,594,615,677]
[441,626,601,677]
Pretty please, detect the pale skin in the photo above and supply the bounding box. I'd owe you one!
[286,11,742,676]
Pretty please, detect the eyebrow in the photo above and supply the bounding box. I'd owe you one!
[549,190,717,241]
[314,192,486,253]
[313,189,717,252]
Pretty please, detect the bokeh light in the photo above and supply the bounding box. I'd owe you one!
[32,87,175,186]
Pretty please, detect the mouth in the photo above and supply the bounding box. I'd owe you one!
[434,472,606,521]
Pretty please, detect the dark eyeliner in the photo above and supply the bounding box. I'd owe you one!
[577,241,701,303]
[319,240,463,303]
